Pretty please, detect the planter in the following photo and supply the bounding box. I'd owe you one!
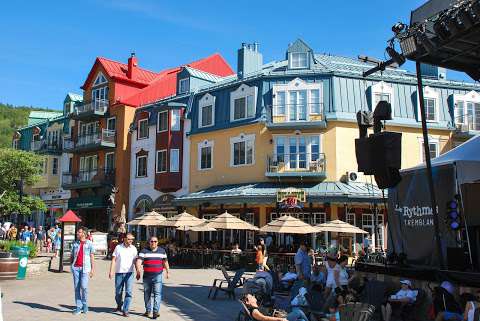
[0,251,18,280]
[26,257,51,277]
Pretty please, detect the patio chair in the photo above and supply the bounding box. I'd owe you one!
[208,268,245,300]
[339,302,375,321]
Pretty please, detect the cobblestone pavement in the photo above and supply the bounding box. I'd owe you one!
[1,258,242,321]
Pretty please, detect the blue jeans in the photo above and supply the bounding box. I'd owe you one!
[115,272,134,312]
[72,266,89,310]
[143,274,163,313]
[287,308,309,321]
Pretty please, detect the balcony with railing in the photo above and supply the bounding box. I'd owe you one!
[63,129,116,153]
[71,99,109,120]
[265,103,326,130]
[266,152,326,179]
[454,114,480,136]
[30,140,63,154]
[62,167,115,189]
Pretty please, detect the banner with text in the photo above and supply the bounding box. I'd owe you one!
[388,164,457,267]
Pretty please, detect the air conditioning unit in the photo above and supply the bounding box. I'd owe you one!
[341,171,359,184]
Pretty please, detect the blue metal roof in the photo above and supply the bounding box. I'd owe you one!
[174,181,384,206]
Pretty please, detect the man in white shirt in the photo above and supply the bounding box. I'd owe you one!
[381,279,417,321]
[109,233,139,317]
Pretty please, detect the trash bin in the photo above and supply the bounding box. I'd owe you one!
[11,246,30,280]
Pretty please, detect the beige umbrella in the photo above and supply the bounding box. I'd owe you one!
[260,214,317,234]
[160,211,204,228]
[315,219,368,234]
[178,221,217,232]
[205,211,259,230]
[126,211,167,226]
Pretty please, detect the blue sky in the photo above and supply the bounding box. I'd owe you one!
[0,0,473,109]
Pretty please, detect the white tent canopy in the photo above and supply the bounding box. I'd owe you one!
[406,135,480,184]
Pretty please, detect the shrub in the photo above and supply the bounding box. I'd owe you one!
[0,240,38,258]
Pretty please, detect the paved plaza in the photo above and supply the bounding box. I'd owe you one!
[1,258,241,321]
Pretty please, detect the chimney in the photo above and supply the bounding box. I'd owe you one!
[237,42,263,79]
[127,52,137,79]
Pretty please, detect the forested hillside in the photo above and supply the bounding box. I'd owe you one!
[0,103,55,148]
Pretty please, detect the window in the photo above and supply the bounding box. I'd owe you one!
[138,119,149,139]
[273,135,322,169]
[156,150,167,173]
[93,72,107,86]
[233,96,255,121]
[91,86,109,102]
[346,213,356,226]
[421,141,439,163]
[107,117,116,131]
[68,157,73,173]
[105,152,115,172]
[424,98,437,121]
[290,53,308,69]
[310,89,321,114]
[312,212,327,225]
[171,110,181,131]
[454,91,480,131]
[178,78,190,94]
[198,93,215,128]
[52,158,58,175]
[157,111,168,132]
[288,90,307,121]
[136,155,147,177]
[231,134,255,166]
[230,84,257,122]
[170,149,179,172]
[198,141,213,170]
[276,91,286,115]
[371,81,394,116]
[272,79,323,122]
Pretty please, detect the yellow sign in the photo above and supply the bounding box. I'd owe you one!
[276,188,306,203]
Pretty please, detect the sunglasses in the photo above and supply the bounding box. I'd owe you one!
[127,238,135,241]
[150,240,158,243]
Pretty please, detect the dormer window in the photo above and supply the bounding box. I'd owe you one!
[418,86,439,122]
[371,81,394,117]
[179,78,190,94]
[230,84,257,122]
[290,52,308,69]
[93,72,107,86]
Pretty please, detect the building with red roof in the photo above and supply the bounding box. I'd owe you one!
[63,53,233,231]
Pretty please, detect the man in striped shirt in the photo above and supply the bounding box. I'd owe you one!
[136,236,170,319]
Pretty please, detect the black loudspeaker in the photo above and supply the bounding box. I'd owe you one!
[355,138,374,174]
[447,247,468,271]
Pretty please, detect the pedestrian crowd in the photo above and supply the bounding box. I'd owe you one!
[71,227,169,319]
[0,222,62,255]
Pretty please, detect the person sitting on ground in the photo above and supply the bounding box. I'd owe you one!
[279,265,298,291]
[241,293,309,321]
[381,279,417,321]
[231,243,242,255]
[433,281,463,321]
[311,264,326,291]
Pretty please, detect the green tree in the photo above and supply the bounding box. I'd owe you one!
[0,148,46,216]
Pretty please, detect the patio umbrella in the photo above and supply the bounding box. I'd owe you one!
[205,211,259,231]
[126,211,167,226]
[315,220,368,234]
[178,221,217,232]
[160,211,204,228]
[259,214,317,234]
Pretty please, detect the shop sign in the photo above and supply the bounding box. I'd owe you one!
[277,188,306,209]
[68,196,106,209]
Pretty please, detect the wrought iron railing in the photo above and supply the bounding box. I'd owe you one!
[266,152,326,174]
[63,129,115,150]
[266,103,324,122]
[455,114,480,131]
[62,167,115,186]
[74,99,109,115]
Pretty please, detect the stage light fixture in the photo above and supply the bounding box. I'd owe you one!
[392,22,406,35]
[399,35,417,56]
[446,196,461,231]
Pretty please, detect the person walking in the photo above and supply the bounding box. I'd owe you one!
[109,232,138,317]
[71,227,95,315]
[136,236,170,319]
[36,226,46,252]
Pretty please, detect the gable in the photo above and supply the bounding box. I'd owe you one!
[287,39,313,54]
[93,72,108,86]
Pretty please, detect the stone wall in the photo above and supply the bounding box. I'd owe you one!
[26,257,51,278]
